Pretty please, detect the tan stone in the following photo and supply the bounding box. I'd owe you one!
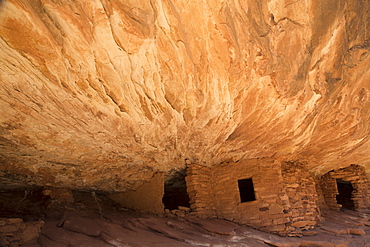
[50,188,74,203]
[0,0,369,239]
[20,223,42,243]
[108,173,164,214]
[291,221,317,228]
[0,225,19,233]
[320,165,370,212]
[349,228,366,236]
[269,204,284,215]
[186,160,322,235]
[178,206,191,212]
[5,218,23,225]
[0,0,369,192]
[273,217,290,225]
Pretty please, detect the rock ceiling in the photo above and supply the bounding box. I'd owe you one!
[0,0,369,191]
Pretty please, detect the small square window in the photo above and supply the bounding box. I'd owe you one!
[238,178,256,203]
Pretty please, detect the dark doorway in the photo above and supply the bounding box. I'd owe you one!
[336,179,355,210]
[238,178,256,203]
[162,169,190,210]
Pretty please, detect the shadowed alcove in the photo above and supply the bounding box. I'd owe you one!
[1,0,370,244]
[320,165,370,212]
[336,179,355,210]
[162,169,190,210]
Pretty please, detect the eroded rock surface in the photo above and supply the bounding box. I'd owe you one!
[0,0,370,190]
[10,208,370,247]
[0,218,44,246]
[1,186,369,247]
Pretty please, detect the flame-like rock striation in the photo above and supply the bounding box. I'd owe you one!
[0,0,369,191]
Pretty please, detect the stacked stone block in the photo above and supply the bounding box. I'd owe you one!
[186,159,321,236]
[320,173,342,210]
[186,164,216,218]
[320,164,370,213]
[0,218,44,246]
[212,159,292,235]
[281,161,321,235]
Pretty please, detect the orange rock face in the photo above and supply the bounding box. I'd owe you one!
[0,0,370,190]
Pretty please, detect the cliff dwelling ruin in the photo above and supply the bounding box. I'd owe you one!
[320,164,370,213]
[1,0,370,245]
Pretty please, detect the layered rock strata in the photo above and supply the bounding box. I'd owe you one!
[0,0,370,190]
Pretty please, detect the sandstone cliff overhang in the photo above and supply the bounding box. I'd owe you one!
[0,0,370,191]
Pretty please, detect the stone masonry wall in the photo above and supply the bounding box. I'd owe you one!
[186,159,321,236]
[211,159,292,235]
[320,173,342,211]
[281,161,321,234]
[185,164,216,218]
[320,164,370,213]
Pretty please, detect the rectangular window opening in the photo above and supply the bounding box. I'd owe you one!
[238,178,256,203]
